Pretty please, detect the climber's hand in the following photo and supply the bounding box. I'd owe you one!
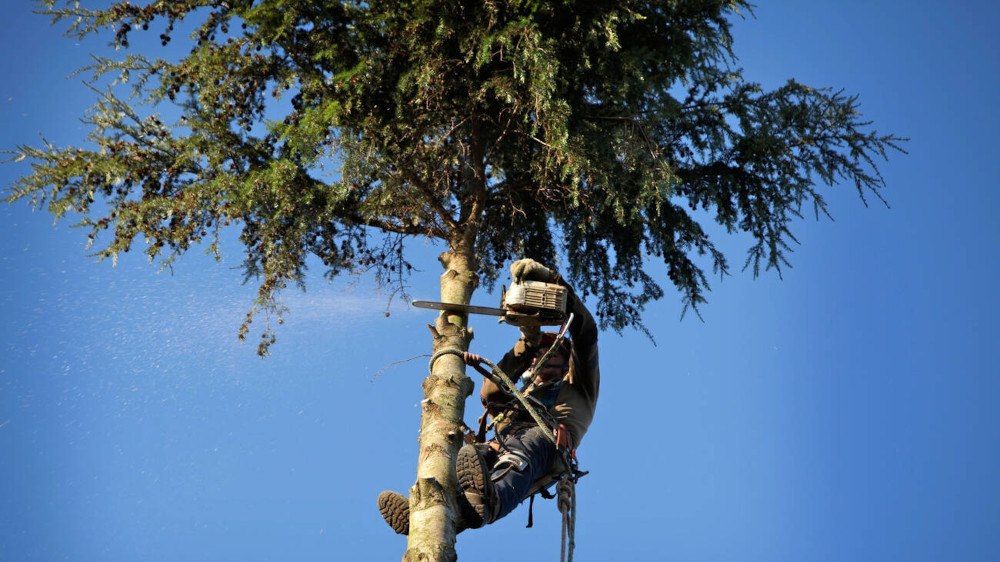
[510,258,554,284]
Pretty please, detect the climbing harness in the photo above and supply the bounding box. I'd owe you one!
[428,313,586,562]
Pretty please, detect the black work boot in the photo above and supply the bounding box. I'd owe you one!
[377,490,410,535]
[456,444,498,528]
[377,490,478,535]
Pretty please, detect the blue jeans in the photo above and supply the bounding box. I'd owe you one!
[492,424,557,521]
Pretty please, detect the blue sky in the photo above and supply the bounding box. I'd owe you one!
[2,2,998,561]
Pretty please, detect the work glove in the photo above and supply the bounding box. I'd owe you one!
[510,258,555,284]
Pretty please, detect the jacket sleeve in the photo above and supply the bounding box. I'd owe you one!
[564,286,597,355]
[561,281,600,403]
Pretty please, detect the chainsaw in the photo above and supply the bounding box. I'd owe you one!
[412,280,568,327]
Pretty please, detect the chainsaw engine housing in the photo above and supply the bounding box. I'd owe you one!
[502,280,568,326]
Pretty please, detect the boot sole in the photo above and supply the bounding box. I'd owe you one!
[456,445,494,527]
[377,490,410,535]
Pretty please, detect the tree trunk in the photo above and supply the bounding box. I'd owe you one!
[404,248,477,562]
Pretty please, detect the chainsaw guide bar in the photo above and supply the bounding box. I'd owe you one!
[411,301,506,316]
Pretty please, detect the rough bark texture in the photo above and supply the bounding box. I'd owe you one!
[404,250,477,562]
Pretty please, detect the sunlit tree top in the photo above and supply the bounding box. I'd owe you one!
[7,0,905,353]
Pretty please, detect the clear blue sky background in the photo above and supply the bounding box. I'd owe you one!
[2,2,998,561]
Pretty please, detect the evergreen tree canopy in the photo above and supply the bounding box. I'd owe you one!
[7,0,904,354]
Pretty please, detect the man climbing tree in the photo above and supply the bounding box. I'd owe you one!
[5,1,904,560]
[378,258,599,541]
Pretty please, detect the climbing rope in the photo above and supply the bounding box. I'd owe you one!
[557,476,577,562]
[429,332,568,447]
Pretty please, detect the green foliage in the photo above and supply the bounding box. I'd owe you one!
[6,0,904,353]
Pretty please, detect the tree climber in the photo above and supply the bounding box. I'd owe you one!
[378,258,600,533]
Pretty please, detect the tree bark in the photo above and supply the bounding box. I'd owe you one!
[404,248,477,562]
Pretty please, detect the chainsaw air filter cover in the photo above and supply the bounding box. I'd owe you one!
[503,280,568,318]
